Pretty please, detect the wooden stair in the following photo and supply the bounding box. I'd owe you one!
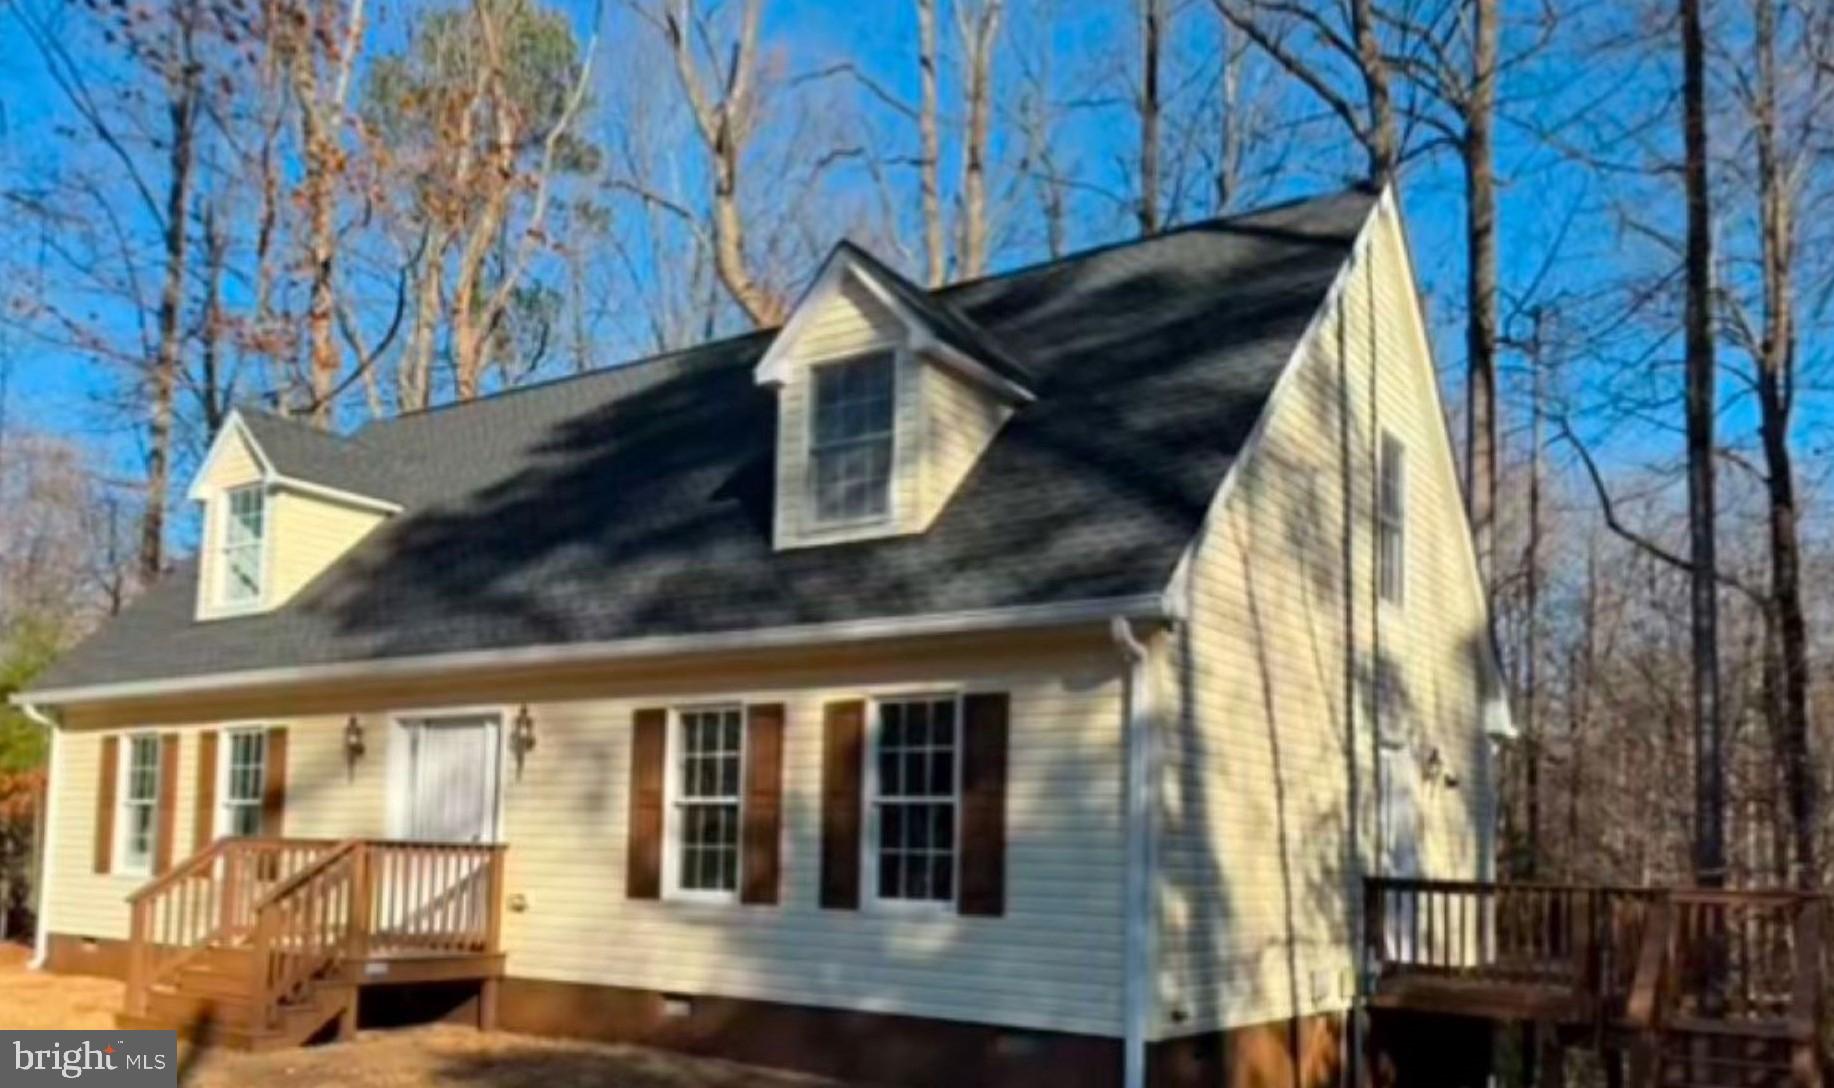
[117,946,354,1051]
[114,837,507,1053]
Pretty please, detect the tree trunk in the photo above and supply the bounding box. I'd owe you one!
[1463,0,1498,591]
[1679,0,1725,887]
[199,202,229,435]
[1138,0,1162,235]
[143,23,200,583]
[1750,0,1816,889]
[296,56,341,426]
[401,229,448,412]
[1349,0,1398,182]
[957,1,1000,278]
[918,0,944,286]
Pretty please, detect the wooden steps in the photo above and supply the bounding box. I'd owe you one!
[116,946,355,1051]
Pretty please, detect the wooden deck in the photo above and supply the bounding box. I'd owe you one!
[1365,878,1830,1086]
[119,838,506,1049]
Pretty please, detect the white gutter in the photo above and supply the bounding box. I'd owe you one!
[18,702,58,970]
[14,594,1172,708]
[1111,616,1158,1088]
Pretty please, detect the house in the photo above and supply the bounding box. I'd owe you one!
[13,185,1512,1088]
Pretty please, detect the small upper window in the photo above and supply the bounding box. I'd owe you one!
[1378,433,1406,604]
[810,353,896,524]
[220,730,268,838]
[670,706,744,899]
[120,734,161,873]
[871,695,959,906]
[222,486,267,606]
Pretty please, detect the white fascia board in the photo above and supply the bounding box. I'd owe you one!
[15,594,1172,708]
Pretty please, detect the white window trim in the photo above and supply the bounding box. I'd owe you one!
[115,732,161,877]
[1378,431,1407,607]
[662,704,747,905]
[215,725,269,841]
[209,484,272,617]
[862,691,964,916]
[805,349,904,532]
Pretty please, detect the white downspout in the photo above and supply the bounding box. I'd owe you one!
[18,701,59,970]
[1112,617,1156,1088]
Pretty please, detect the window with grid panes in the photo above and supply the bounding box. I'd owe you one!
[673,707,743,895]
[872,696,959,904]
[120,734,160,872]
[221,730,267,837]
[810,353,896,523]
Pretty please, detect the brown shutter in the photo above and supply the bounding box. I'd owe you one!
[740,704,785,905]
[960,693,1009,917]
[153,734,180,874]
[262,727,288,838]
[626,708,667,899]
[820,700,865,910]
[194,730,219,851]
[94,736,119,874]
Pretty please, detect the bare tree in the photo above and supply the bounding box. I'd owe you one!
[1138,0,1163,234]
[918,0,946,285]
[956,0,1003,278]
[637,0,786,326]
[1680,0,1726,886]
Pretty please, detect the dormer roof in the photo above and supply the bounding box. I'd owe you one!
[754,240,1036,403]
[189,409,406,513]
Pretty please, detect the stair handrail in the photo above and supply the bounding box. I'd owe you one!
[245,840,365,1031]
[1789,897,1825,1088]
[124,839,230,1015]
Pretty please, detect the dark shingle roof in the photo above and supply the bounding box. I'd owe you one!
[35,187,1377,694]
[237,411,411,504]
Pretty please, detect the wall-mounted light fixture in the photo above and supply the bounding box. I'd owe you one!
[343,715,366,780]
[511,704,537,779]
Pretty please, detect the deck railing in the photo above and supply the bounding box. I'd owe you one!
[124,838,506,1019]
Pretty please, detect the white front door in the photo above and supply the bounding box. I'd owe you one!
[404,714,502,844]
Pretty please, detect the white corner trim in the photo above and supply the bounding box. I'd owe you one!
[19,702,58,970]
[15,594,1173,708]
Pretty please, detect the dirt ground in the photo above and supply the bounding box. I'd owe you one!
[0,944,836,1087]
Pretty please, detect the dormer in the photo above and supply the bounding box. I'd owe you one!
[756,243,1034,550]
[188,410,403,621]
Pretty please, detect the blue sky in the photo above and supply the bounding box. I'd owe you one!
[2,0,1826,542]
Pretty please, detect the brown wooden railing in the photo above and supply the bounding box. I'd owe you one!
[124,838,341,1015]
[124,838,506,1020]
[247,841,362,1029]
[1368,877,1830,1081]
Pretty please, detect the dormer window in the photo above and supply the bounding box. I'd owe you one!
[221,485,268,607]
[811,352,897,524]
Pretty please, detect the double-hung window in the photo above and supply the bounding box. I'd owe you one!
[871,695,959,905]
[221,730,268,838]
[670,707,744,899]
[1377,432,1406,605]
[119,734,161,873]
[810,352,896,524]
[221,485,267,607]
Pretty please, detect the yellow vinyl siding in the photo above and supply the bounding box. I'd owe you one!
[919,361,1011,527]
[197,430,263,492]
[43,634,1129,1037]
[1153,199,1497,1036]
[266,491,386,606]
[44,717,380,939]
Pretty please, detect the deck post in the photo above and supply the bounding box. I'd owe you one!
[350,843,373,966]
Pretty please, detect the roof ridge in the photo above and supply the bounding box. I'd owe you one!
[934,183,1377,298]
[354,186,1371,432]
